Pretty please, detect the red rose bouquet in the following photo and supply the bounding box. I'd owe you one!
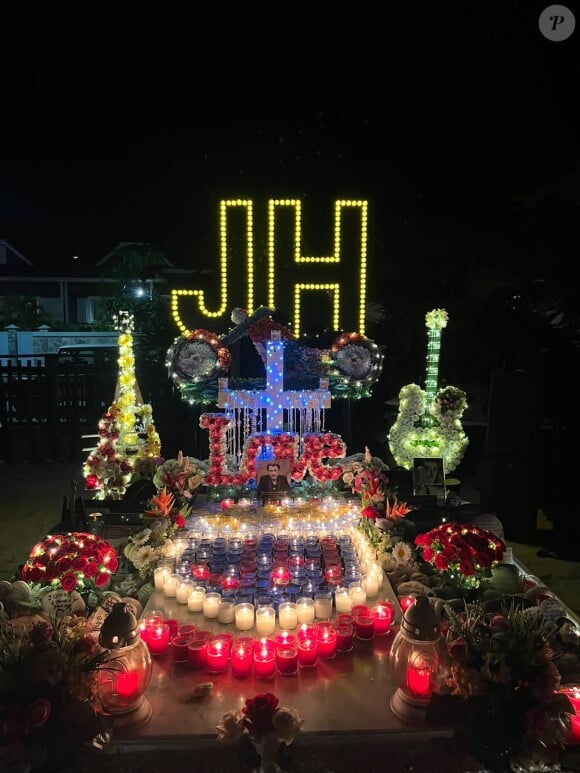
[414,522,505,590]
[21,532,119,593]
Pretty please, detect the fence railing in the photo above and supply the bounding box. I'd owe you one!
[0,357,118,462]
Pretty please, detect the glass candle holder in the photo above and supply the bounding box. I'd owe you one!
[154,566,171,590]
[206,638,229,673]
[314,591,333,620]
[235,602,255,631]
[255,605,276,636]
[187,638,208,670]
[362,573,379,598]
[348,585,367,606]
[163,617,179,638]
[334,587,354,614]
[297,636,318,668]
[176,579,194,604]
[179,623,197,640]
[163,573,179,598]
[274,630,296,650]
[217,598,236,624]
[296,597,315,624]
[146,622,170,655]
[187,587,206,612]
[316,623,337,659]
[355,614,375,641]
[202,592,222,619]
[230,641,253,678]
[371,602,395,636]
[254,646,276,679]
[276,646,298,676]
[278,602,298,630]
[336,623,355,652]
[171,634,190,663]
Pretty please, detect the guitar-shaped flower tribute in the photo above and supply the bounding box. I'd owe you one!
[387,308,469,474]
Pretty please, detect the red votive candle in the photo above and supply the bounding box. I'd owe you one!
[336,624,354,652]
[274,631,296,650]
[212,632,234,654]
[188,638,209,669]
[324,566,343,586]
[164,618,179,638]
[276,646,298,675]
[206,639,229,673]
[407,663,432,697]
[254,647,276,679]
[317,625,337,659]
[398,595,416,613]
[171,634,191,662]
[115,670,140,700]
[231,642,253,678]
[371,602,395,636]
[220,575,240,592]
[297,623,317,642]
[138,620,151,644]
[147,622,170,655]
[569,715,580,745]
[179,623,197,640]
[253,636,276,655]
[271,565,291,586]
[354,615,375,641]
[336,614,354,627]
[351,604,371,619]
[191,563,210,581]
[297,637,318,668]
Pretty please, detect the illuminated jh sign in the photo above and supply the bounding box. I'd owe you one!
[170,198,369,337]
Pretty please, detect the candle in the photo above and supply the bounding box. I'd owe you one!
[336,613,354,627]
[297,623,317,642]
[163,573,178,598]
[147,622,170,655]
[334,588,353,614]
[336,624,355,652]
[351,604,371,618]
[188,638,208,669]
[362,573,379,598]
[179,623,197,639]
[354,614,375,641]
[114,670,140,700]
[187,587,206,612]
[164,618,179,638]
[154,566,170,590]
[371,602,395,636]
[276,646,298,675]
[218,598,236,624]
[206,639,229,673]
[254,647,276,679]
[138,620,151,644]
[314,591,332,620]
[317,625,337,659]
[176,579,194,604]
[407,664,432,697]
[348,585,367,605]
[271,565,291,586]
[231,642,253,678]
[235,602,255,631]
[220,575,240,592]
[255,606,276,636]
[191,563,210,581]
[398,595,416,613]
[203,592,222,619]
[297,637,318,668]
[274,631,296,650]
[171,634,191,663]
[278,602,298,630]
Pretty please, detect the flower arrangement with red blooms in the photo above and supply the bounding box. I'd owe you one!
[414,522,505,589]
[348,447,388,521]
[216,692,303,769]
[21,532,119,592]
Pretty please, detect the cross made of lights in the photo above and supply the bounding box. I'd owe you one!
[217,331,331,431]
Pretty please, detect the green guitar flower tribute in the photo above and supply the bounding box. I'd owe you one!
[388,308,469,474]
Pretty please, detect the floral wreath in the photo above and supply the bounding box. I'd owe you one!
[330,332,384,385]
[166,329,231,386]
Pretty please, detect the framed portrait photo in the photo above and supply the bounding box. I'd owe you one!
[412,457,446,504]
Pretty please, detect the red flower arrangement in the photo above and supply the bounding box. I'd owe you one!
[414,522,505,589]
[21,532,119,593]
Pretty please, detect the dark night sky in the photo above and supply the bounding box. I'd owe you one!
[1,2,578,279]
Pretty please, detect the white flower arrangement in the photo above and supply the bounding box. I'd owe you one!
[387,382,469,473]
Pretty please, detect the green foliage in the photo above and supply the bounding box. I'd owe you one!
[0,294,56,330]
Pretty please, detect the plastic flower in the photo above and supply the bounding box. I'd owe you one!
[391,540,414,565]
[272,706,304,745]
[215,710,245,742]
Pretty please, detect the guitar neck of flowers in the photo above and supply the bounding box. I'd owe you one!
[388,308,469,473]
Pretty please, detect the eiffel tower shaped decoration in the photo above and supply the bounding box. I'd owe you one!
[83,310,161,499]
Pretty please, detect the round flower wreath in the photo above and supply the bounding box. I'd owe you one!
[21,532,119,592]
[330,332,383,385]
[166,329,231,386]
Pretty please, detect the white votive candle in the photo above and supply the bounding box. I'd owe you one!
[176,579,194,604]
[334,588,353,614]
[235,602,255,631]
[362,574,379,598]
[296,597,315,624]
[203,592,221,619]
[217,598,235,624]
[154,566,170,590]
[278,601,298,630]
[187,588,206,612]
[163,573,178,598]
[255,606,276,636]
[314,593,333,620]
[348,585,367,605]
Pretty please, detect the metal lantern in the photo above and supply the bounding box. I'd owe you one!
[95,602,153,729]
[389,594,447,723]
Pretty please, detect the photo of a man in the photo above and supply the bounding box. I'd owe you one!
[257,461,291,503]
